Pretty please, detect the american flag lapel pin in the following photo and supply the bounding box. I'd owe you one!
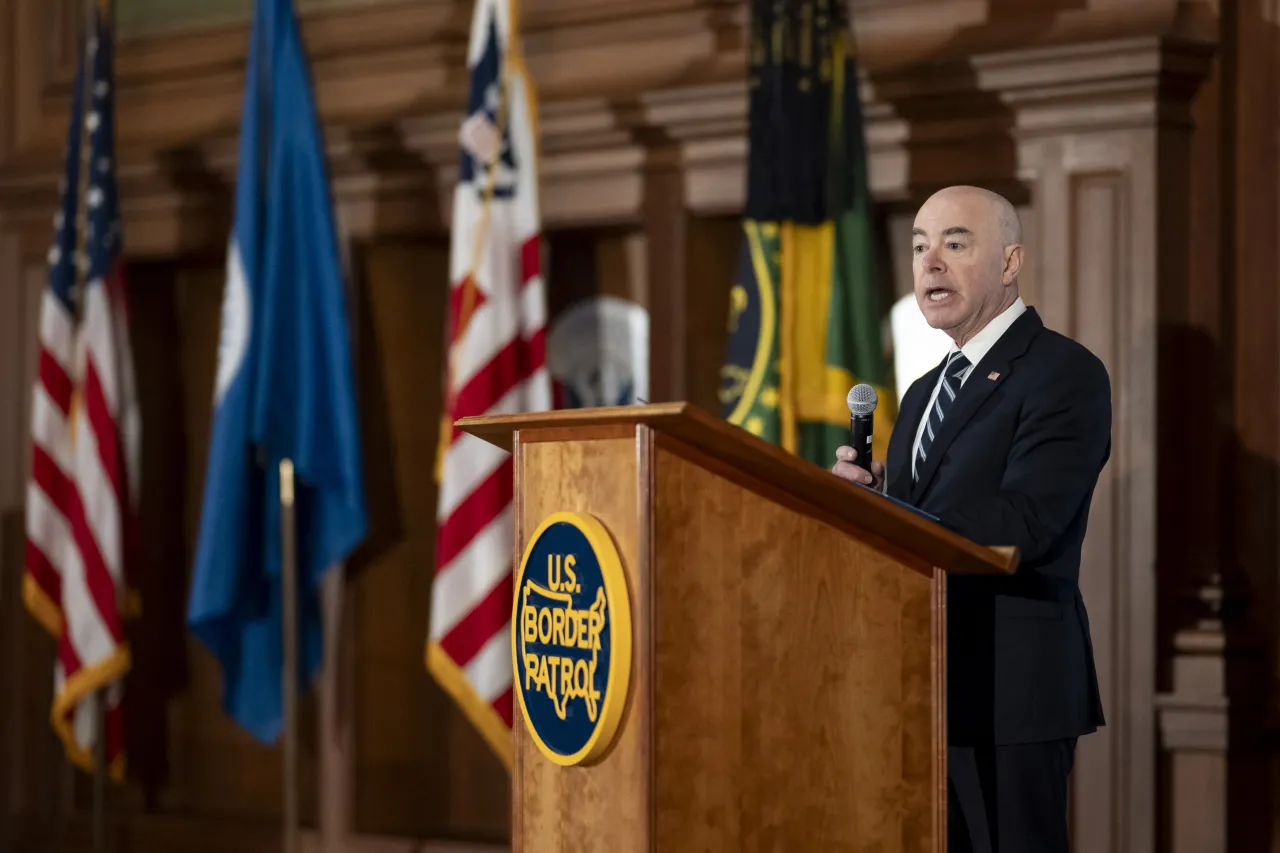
[987,371,1000,381]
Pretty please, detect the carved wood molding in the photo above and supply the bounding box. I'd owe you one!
[0,0,1216,256]
[1002,32,1212,853]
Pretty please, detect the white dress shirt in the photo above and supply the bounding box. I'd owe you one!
[910,297,1027,479]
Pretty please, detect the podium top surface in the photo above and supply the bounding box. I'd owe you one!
[456,402,1017,576]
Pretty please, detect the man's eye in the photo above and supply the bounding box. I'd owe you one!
[947,242,963,251]
[912,245,925,253]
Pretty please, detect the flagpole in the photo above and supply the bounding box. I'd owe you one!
[93,692,107,852]
[280,458,300,853]
[73,0,110,849]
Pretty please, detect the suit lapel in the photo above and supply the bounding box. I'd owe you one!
[908,307,1044,503]
[887,363,939,501]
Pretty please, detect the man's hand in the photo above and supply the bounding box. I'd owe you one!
[831,445,885,492]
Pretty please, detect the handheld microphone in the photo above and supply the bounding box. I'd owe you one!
[846,383,878,469]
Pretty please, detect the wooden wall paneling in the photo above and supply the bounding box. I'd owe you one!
[167,262,321,827]
[683,215,739,417]
[644,160,688,403]
[115,0,408,39]
[0,240,34,844]
[1150,24,1227,853]
[985,36,1212,853]
[3,544,69,851]
[58,0,1218,161]
[1175,13,1225,636]
[595,227,653,403]
[0,0,14,165]
[1024,129,1146,853]
[1224,0,1280,844]
[537,127,646,229]
[118,259,197,813]
[349,239,510,843]
[0,0,753,251]
[593,228,646,306]
[0,234,25,511]
[640,83,749,217]
[0,234,15,845]
[318,567,356,848]
[0,1,1215,254]
[545,227,605,325]
[1154,2,1280,848]
[1,257,77,849]
[7,1,59,163]
[0,507,25,846]
[1068,149,1147,853]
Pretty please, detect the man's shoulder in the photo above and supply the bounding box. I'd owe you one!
[1024,325,1111,391]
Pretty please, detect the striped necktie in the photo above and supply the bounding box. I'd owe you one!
[915,350,972,481]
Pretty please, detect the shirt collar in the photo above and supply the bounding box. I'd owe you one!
[950,296,1027,368]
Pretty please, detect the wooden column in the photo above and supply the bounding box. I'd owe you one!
[643,156,689,403]
[0,233,24,509]
[978,37,1212,853]
[1218,0,1280,844]
[0,231,23,844]
[1159,0,1280,847]
[1155,575,1230,853]
[317,573,355,852]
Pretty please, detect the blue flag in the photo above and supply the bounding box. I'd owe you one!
[187,0,367,743]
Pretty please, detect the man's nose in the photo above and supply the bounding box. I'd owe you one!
[922,249,944,274]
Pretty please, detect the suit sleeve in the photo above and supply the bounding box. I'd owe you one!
[935,354,1112,571]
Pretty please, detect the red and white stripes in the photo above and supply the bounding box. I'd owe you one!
[427,0,551,768]
[23,264,137,777]
[430,233,550,762]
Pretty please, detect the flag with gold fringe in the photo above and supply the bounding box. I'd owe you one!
[427,0,550,770]
[23,0,140,780]
[719,0,895,467]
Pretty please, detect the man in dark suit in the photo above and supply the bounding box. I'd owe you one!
[831,185,1110,853]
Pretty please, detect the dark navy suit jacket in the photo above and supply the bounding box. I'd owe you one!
[886,306,1110,746]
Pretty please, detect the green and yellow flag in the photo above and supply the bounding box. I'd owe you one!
[719,0,895,468]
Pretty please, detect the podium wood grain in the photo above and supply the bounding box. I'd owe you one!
[513,429,652,852]
[650,435,940,852]
[508,424,947,852]
[465,404,1012,852]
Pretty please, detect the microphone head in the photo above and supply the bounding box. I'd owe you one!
[846,383,878,417]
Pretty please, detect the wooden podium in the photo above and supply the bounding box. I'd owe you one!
[458,402,1017,852]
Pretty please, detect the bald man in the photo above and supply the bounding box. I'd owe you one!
[832,186,1109,853]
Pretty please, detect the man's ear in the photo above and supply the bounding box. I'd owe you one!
[1003,244,1025,285]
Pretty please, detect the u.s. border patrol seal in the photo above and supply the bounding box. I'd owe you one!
[511,511,632,766]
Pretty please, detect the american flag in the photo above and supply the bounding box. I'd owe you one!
[426,0,550,768]
[22,3,139,778]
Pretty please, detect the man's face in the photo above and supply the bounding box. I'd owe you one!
[911,189,1013,344]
